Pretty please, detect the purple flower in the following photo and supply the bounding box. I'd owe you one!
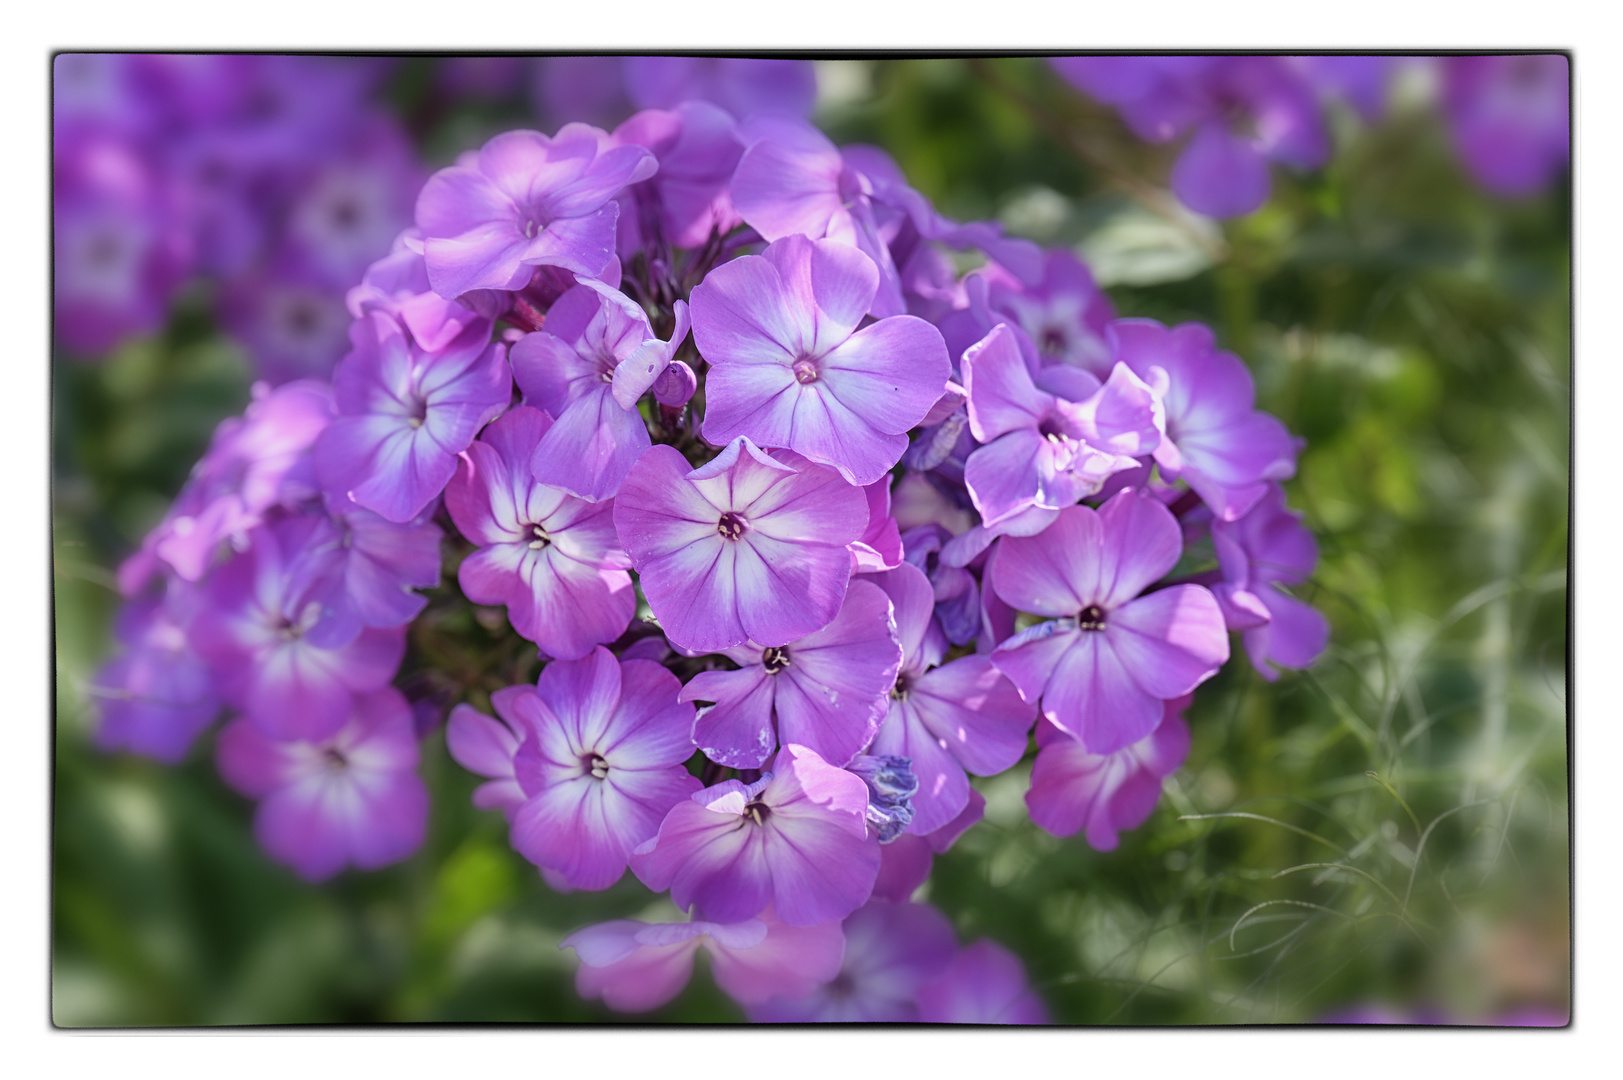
[451,648,700,891]
[629,743,880,926]
[614,438,869,653]
[346,231,489,353]
[989,490,1229,754]
[1026,706,1191,849]
[867,563,1033,834]
[305,495,444,632]
[445,697,528,820]
[1442,55,1570,198]
[314,310,511,524]
[414,125,656,299]
[729,114,908,318]
[1052,56,1329,219]
[218,265,353,385]
[623,57,817,121]
[509,279,689,502]
[215,686,427,881]
[678,578,902,769]
[1209,483,1328,680]
[1110,317,1296,522]
[962,323,1161,529]
[282,117,424,292]
[985,248,1116,376]
[191,516,407,742]
[691,234,950,485]
[444,405,636,659]
[748,901,956,1023]
[916,940,1049,1025]
[563,904,844,1013]
[612,102,745,251]
[52,183,191,356]
[119,378,334,592]
[1293,56,1395,123]
[89,586,219,763]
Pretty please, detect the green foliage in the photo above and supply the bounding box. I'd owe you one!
[52,57,1569,1026]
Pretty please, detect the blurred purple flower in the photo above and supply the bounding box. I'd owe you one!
[749,900,957,1022]
[1443,55,1569,198]
[119,379,335,593]
[215,685,427,881]
[1052,56,1329,218]
[564,904,843,1013]
[623,57,817,121]
[917,940,1049,1024]
[191,516,406,742]
[89,585,220,763]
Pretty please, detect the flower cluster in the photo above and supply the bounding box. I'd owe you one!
[54,54,422,379]
[89,89,1329,1021]
[1050,54,1569,214]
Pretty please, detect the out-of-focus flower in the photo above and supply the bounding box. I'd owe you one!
[215,685,427,881]
[1442,55,1569,198]
[748,900,956,1022]
[563,904,843,1013]
[916,939,1049,1024]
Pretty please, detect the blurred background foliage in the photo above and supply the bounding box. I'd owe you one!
[52,55,1570,1026]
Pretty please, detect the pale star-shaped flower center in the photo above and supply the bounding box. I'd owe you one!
[792,357,821,385]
